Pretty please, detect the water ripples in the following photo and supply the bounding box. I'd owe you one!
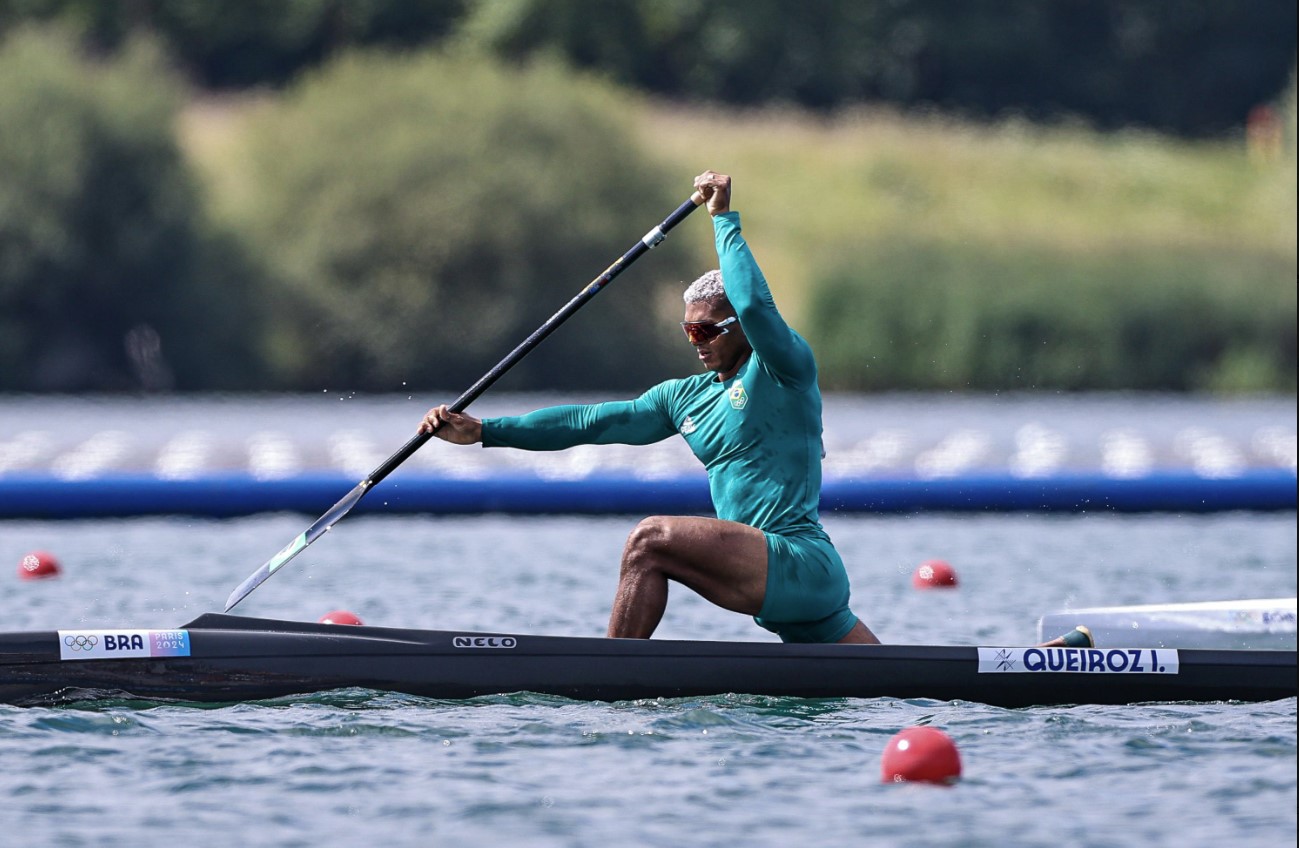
[3,514,1295,846]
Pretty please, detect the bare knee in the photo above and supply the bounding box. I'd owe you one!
[621,516,675,568]
[620,511,691,579]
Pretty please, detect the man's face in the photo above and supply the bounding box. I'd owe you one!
[682,301,750,379]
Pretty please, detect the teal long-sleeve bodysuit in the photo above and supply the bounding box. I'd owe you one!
[481,212,859,643]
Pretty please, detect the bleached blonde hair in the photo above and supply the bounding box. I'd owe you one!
[683,269,727,304]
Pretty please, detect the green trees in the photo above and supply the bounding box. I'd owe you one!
[0,28,701,393]
[0,6,1292,394]
[0,0,467,87]
[5,1,1293,135]
[0,27,265,390]
[223,50,699,391]
[460,0,1296,136]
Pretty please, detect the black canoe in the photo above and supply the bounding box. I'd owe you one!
[1,613,1294,707]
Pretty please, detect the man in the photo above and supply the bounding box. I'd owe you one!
[421,170,1091,650]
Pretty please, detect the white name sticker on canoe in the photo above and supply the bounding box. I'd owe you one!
[58,630,192,661]
[977,647,1180,675]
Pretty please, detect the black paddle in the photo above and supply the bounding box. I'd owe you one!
[224,190,705,612]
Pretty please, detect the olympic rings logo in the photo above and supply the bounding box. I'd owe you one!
[63,634,99,651]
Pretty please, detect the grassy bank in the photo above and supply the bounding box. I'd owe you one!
[638,102,1296,324]
[188,95,1296,320]
[182,80,1297,392]
[638,102,1295,392]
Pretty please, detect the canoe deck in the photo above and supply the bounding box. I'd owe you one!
[2,614,1294,708]
[1038,598,1297,650]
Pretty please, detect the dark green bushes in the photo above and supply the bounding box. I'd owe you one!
[9,1,1292,136]
[809,239,1296,392]
[2,23,1291,395]
[224,50,701,392]
[0,27,266,391]
[460,0,1297,136]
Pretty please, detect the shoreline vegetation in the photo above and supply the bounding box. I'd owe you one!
[183,87,1297,393]
[185,93,1298,323]
[5,23,1295,393]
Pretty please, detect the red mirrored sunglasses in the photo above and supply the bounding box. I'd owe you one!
[681,316,738,345]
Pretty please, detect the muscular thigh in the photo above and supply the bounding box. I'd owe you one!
[633,515,768,615]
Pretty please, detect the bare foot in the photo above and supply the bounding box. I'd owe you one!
[1038,625,1093,648]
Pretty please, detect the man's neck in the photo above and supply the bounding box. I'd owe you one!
[713,351,752,382]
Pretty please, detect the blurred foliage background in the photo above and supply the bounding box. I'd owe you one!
[0,0,1294,394]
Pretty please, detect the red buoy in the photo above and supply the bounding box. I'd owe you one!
[318,610,363,625]
[881,726,962,784]
[912,559,958,589]
[17,551,61,580]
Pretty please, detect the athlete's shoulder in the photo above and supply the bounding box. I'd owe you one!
[640,373,705,408]
[749,339,818,390]
[654,371,715,397]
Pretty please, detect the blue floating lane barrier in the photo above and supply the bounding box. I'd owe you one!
[0,468,1292,519]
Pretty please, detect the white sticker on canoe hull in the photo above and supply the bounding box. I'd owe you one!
[978,647,1179,674]
[58,630,191,661]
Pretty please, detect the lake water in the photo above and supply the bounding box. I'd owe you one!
[1,510,1295,847]
[1,393,1296,846]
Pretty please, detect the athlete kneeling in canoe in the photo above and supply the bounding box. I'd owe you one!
[421,170,1091,650]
